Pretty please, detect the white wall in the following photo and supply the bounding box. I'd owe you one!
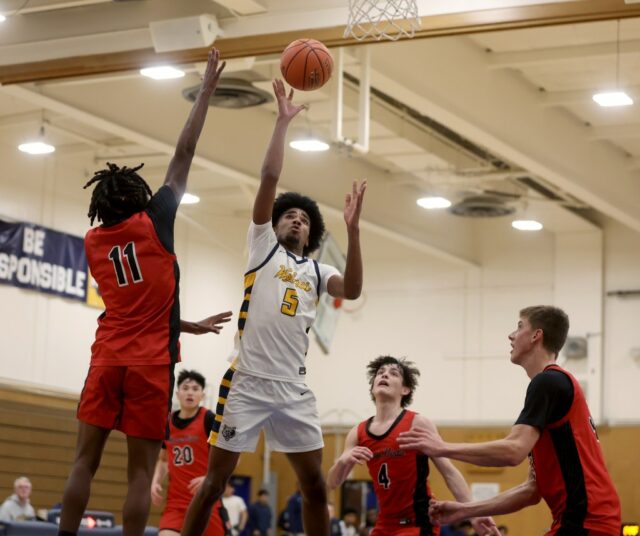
[1,146,639,426]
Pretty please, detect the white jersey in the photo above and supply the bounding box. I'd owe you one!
[234,221,340,383]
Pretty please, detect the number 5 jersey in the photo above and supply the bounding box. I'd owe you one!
[233,221,339,383]
[84,185,181,366]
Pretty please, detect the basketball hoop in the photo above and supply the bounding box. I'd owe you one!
[344,0,421,42]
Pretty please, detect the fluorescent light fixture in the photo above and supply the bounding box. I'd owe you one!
[289,139,330,152]
[180,193,200,205]
[512,219,543,231]
[0,14,6,23]
[592,91,633,107]
[140,66,185,80]
[18,141,55,155]
[417,196,452,210]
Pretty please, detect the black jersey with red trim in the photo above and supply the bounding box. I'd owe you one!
[357,410,438,535]
[517,365,621,534]
[165,407,215,508]
[85,186,181,366]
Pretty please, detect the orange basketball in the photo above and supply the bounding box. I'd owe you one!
[280,39,333,91]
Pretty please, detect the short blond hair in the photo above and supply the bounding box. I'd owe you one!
[14,477,31,489]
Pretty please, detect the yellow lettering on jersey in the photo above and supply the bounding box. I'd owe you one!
[274,265,312,292]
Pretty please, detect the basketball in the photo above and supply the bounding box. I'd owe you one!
[280,38,333,91]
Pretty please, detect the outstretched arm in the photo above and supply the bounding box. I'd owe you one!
[180,311,233,335]
[254,79,307,225]
[398,423,539,467]
[327,180,367,300]
[429,464,541,525]
[327,426,372,490]
[419,417,498,536]
[164,48,226,201]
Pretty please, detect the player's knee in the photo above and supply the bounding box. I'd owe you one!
[200,476,225,503]
[299,473,327,503]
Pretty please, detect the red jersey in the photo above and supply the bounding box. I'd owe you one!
[358,410,438,534]
[165,407,215,508]
[531,365,621,534]
[85,186,181,366]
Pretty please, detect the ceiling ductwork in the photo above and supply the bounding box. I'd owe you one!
[449,195,517,218]
[182,79,273,109]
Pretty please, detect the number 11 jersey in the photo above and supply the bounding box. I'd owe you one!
[84,185,181,366]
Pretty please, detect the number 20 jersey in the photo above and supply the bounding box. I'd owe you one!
[84,186,181,366]
[165,407,214,508]
[358,410,438,534]
[234,222,339,383]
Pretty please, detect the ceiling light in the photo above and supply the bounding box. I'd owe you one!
[18,141,55,155]
[512,219,543,231]
[592,91,633,107]
[417,196,452,210]
[0,14,6,23]
[140,66,185,80]
[180,193,200,205]
[289,139,330,152]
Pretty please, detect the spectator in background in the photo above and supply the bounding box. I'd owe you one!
[358,509,377,536]
[328,503,341,536]
[221,483,247,536]
[339,509,359,536]
[284,488,304,536]
[247,489,271,536]
[0,477,36,522]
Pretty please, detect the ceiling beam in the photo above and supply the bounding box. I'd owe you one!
[538,85,640,107]
[588,123,640,141]
[2,0,640,84]
[487,39,640,69]
[0,84,478,268]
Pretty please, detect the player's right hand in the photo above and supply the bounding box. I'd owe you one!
[201,47,226,94]
[342,445,373,465]
[273,79,307,122]
[151,482,164,506]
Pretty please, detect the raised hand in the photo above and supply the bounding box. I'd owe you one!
[201,47,227,94]
[273,79,307,122]
[344,179,367,231]
[341,445,374,466]
[190,311,233,334]
[397,425,446,456]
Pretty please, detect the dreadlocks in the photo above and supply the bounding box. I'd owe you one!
[83,162,152,225]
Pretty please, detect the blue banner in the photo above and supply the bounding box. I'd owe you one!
[0,220,88,302]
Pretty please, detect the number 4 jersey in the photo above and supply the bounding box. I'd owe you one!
[234,222,339,383]
[357,410,439,534]
[84,186,181,366]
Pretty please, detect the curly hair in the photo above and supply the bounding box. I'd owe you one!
[83,162,152,225]
[367,355,420,408]
[272,192,325,256]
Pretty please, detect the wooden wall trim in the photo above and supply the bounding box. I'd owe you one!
[1,0,640,84]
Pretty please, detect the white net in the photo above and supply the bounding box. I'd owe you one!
[344,0,421,42]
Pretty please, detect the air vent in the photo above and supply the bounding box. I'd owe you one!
[449,195,516,218]
[182,78,273,109]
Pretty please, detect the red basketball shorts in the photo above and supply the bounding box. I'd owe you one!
[159,503,225,536]
[77,364,174,440]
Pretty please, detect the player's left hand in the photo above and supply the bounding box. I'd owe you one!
[344,179,367,231]
[428,499,465,525]
[397,425,446,456]
[188,476,206,495]
[472,516,501,536]
[191,311,233,334]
